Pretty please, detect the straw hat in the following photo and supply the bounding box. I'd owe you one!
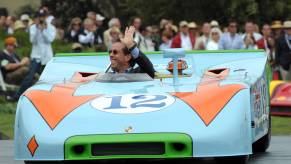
[14,20,25,30]
[188,22,197,29]
[71,43,82,50]
[271,20,283,29]
[171,25,178,33]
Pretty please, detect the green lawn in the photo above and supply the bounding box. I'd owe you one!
[271,116,291,135]
[0,113,15,139]
[0,96,17,139]
[1,97,291,139]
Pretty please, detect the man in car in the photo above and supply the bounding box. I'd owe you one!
[108,26,155,78]
[71,26,155,83]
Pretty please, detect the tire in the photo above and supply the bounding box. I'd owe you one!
[215,155,249,164]
[252,115,271,153]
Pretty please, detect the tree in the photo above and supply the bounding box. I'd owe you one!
[41,0,291,28]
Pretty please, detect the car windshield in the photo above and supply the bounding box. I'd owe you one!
[95,73,153,83]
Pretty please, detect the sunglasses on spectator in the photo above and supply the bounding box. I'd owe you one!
[212,32,219,35]
[229,25,237,28]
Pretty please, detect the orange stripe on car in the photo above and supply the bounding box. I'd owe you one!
[24,83,101,130]
[172,69,245,126]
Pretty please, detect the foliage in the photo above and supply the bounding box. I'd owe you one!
[14,4,37,18]
[40,0,291,28]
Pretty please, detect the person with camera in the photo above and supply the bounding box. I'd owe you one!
[7,10,56,101]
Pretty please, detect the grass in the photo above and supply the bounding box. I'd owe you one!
[0,113,15,139]
[271,116,291,135]
[0,96,17,139]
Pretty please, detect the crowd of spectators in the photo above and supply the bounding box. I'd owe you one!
[1,6,291,100]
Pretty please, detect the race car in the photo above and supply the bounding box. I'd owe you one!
[14,49,270,164]
[270,80,291,116]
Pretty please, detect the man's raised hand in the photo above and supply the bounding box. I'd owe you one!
[121,26,136,49]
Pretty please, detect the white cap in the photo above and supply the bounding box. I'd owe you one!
[96,14,105,21]
[283,20,291,29]
[20,14,30,21]
[210,20,219,27]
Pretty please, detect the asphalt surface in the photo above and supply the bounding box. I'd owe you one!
[1,136,291,164]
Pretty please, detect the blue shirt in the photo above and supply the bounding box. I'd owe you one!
[218,32,244,50]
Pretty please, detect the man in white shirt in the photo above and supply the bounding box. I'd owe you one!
[7,10,56,101]
[194,22,211,50]
[132,17,146,50]
[219,20,244,50]
[241,21,262,41]
[171,21,195,50]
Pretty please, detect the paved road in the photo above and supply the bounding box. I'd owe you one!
[1,136,291,164]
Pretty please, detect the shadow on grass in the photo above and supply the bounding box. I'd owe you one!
[0,132,9,140]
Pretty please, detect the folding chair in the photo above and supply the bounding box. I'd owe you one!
[0,70,19,92]
[0,70,7,91]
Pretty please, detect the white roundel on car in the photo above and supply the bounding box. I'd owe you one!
[91,94,175,114]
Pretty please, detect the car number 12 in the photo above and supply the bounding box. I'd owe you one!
[91,94,175,114]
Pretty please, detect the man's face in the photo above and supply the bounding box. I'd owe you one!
[202,23,211,35]
[22,20,29,27]
[114,19,121,29]
[5,16,13,26]
[72,22,81,30]
[180,26,189,35]
[245,22,254,34]
[84,22,94,31]
[133,18,141,30]
[88,13,96,22]
[262,25,271,37]
[38,16,46,23]
[109,43,131,72]
[228,22,237,34]
[6,44,15,53]
[96,20,103,27]
[286,28,291,35]
[0,16,6,26]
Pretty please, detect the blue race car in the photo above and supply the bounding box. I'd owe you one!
[14,49,270,164]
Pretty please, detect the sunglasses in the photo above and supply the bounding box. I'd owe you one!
[109,49,120,55]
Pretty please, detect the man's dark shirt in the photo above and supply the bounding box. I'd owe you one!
[0,50,20,78]
[276,34,291,70]
[130,48,155,78]
[94,27,104,44]
[64,29,81,43]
